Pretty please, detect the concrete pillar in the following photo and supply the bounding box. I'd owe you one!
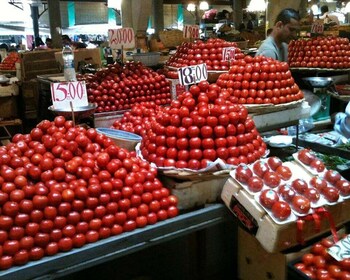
[131,0,152,35]
[153,0,164,37]
[233,0,244,29]
[121,0,133,28]
[47,0,62,48]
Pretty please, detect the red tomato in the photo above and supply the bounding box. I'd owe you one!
[322,186,340,203]
[252,160,269,178]
[276,165,292,181]
[278,184,296,202]
[324,170,341,185]
[271,201,291,220]
[309,158,325,172]
[259,189,279,209]
[263,171,281,188]
[297,149,316,165]
[291,179,308,194]
[336,180,350,196]
[309,177,328,192]
[247,176,264,192]
[303,187,320,203]
[235,165,253,184]
[267,157,282,171]
[291,195,310,214]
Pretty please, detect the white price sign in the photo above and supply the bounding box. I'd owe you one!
[108,28,135,49]
[177,63,208,86]
[328,235,350,262]
[222,47,236,61]
[50,81,88,109]
[183,25,200,39]
[311,21,324,34]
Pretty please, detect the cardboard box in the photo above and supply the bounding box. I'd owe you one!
[55,48,102,71]
[221,177,350,253]
[238,227,308,280]
[160,175,229,210]
[0,84,19,120]
[20,49,61,81]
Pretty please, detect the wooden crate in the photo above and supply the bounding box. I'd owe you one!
[20,49,61,81]
[21,80,39,120]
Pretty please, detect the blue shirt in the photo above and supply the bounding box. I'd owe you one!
[255,36,288,62]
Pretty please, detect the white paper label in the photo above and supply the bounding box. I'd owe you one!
[50,81,88,109]
[311,22,324,34]
[222,47,236,61]
[108,28,135,49]
[177,63,208,86]
[328,235,350,261]
[183,25,200,39]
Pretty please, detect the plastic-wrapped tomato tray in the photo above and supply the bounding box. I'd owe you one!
[231,152,350,225]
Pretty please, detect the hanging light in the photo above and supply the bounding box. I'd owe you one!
[187,3,196,12]
[199,1,209,11]
[108,0,122,10]
[246,0,266,12]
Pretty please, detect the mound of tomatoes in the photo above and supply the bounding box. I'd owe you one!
[0,52,20,71]
[140,81,267,170]
[165,38,243,71]
[0,116,178,270]
[112,101,161,135]
[216,55,304,105]
[85,61,172,113]
[289,36,350,69]
[293,236,350,279]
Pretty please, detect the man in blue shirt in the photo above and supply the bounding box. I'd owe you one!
[256,8,300,62]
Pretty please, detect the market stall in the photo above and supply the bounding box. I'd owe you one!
[2,22,350,280]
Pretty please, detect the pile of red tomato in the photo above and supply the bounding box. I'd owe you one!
[140,81,267,169]
[0,52,20,71]
[293,236,350,279]
[288,36,350,69]
[165,38,243,71]
[84,61,172,113]
[0,116,178,270]
[112,101,161,135]
[216,55,304,105]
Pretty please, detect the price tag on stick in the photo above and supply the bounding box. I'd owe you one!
[50,81,88,109]
[108,28,135,49]
[177,63,208,86]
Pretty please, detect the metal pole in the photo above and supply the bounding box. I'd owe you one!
[30,4,39,42]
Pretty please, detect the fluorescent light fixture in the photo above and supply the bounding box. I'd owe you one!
[187,3,196,12]
[246,0,266,12]
[199,1,209,11]
[108,0,122,10]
